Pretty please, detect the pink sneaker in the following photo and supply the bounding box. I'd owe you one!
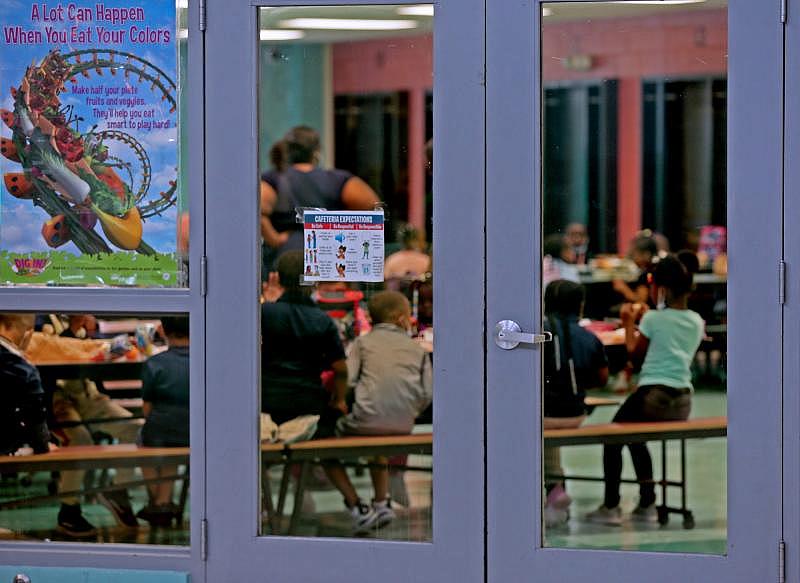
[546,484,572,510]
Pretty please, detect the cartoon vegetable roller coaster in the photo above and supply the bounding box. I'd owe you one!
[1,49,178,254]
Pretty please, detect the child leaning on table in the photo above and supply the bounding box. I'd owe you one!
[542,280,609,528]
[586,251,704,526]
[336,291,433,530]
[136,315,190,527]
[0,313,52,456]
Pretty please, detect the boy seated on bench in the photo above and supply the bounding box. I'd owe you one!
[0,313,52,457]
[335,291,433,532]
[136,315,190,527]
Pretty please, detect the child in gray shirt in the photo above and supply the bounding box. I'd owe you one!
[336,291,433,526]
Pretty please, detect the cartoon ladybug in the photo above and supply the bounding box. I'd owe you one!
[41,214,71,248]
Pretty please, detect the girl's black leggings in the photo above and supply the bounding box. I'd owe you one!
[603,385,692,509]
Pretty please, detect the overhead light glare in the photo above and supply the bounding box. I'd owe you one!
[176,0,188,8]
[260,29,306,40]
[397,5,434,16]
[542,7,553,16]
[613,0,705,4]
[278,18,419,30]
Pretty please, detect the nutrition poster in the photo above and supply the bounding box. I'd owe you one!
[303,210,384,283]
[0,1,182,286]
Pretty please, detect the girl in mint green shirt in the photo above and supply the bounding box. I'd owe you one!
[587,252,704,526]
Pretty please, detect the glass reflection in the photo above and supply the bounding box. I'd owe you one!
[541,1,728,555]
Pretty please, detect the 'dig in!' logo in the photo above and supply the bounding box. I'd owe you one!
[11,257,51,276]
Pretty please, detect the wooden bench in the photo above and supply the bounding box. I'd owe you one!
[264,434,433,535]
[543,416,727,528]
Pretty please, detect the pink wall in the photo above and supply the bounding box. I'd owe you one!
[333,36,433,94]
[542,9,727,82]
[331,9,727,247]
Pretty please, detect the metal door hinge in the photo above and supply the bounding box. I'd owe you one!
[779,539,785,583]
[782,0,787,23]
[201,518,208,561]
[200,255,208,297]
[779,260,786,305]
[199,0,207,31]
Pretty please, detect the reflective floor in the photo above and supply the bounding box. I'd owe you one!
[0,392,724,550]
[545,389,727,554]
[0,481,190,545]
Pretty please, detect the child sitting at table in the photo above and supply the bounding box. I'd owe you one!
[48,313,143,535]
[0,313,52,456]
[542,281,608,527]
[587,251,703,526]
[136,316,190,527]
[612,231,659,305]
[336,291,433,532]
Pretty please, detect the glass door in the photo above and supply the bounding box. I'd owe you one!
[204,0,485,580]
[488,0,783,580]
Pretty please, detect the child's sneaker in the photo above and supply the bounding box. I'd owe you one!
[630,503,658,523]
[546,484,572,510]
[372,498,396,528]
[350,501,380,535]
[585,504,623,526]
[57,503,98,537]
[544,504,569,528]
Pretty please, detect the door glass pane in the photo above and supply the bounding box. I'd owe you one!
[540,1,727,554]
[0,0,189,287]
[0,311,190,545]
[257,5,434,541]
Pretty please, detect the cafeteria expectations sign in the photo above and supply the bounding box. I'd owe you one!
[302,210,385,283]
[0,1,181,286]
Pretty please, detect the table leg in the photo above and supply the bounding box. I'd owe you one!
[288,461,310,536]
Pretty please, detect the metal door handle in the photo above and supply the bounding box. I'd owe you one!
[494,320,552,350]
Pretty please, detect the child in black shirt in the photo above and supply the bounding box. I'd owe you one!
[0,313,51,455]
[543,281,609,527]
[137,316,190,526]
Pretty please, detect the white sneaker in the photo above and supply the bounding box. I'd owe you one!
[585,505,623,526]
[630,504,658,523]
[372,499,396,528]
[544,504,569,528]
[350,502,380,535]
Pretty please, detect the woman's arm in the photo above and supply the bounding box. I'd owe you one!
[341,176,380,210]
[260,181,289,247]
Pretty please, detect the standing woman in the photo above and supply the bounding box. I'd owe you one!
[260,126,379,273]
[587,251,704,525]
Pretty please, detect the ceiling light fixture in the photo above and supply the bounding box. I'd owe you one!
[278,18,419,31]
[260,29,306,41]
[397,5,434,17]
[614,0,705,4]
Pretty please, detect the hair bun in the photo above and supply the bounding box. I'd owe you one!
[676,250,700,274]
